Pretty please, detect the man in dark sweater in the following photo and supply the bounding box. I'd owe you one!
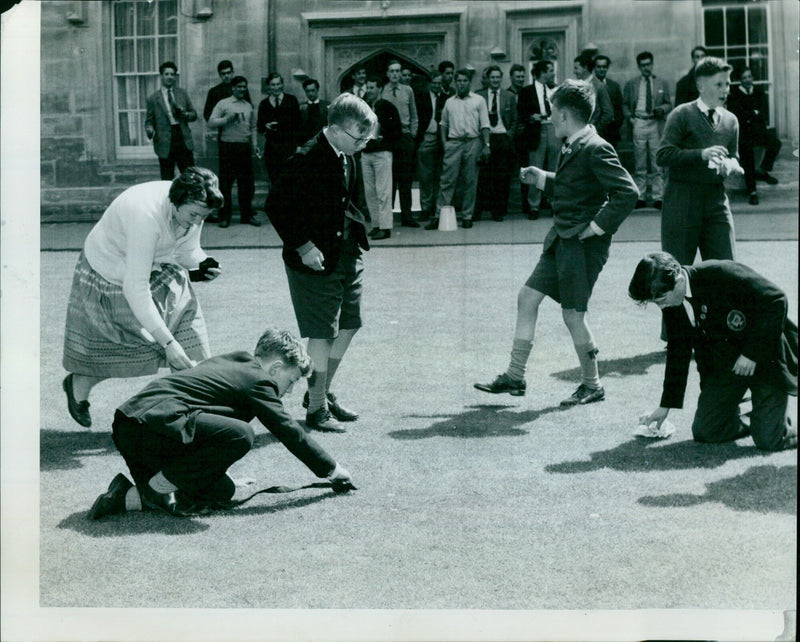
[203,60,252,123]
[674,46,706,107]
[656,57,742,267]
[630,252,797,452]
[87,327,354,519]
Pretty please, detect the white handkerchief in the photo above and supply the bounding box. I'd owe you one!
[633,420,675,439]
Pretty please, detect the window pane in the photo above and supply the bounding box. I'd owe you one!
[159,37,177,65]
[728,58,747,79]
[139,76,159,107]
[119,112,135,146]
[137,1,156,37]
[705,9,724,47]
[750,57,769,82]
[114,2,134,37]
[705,47,725,58]
[115,39,135,73]
[138,37,156,73]
[159,0,178,35]
[117,77,138,110]
[726,8,746,46]
[727,46,747,59]
[138,111,150,146]
[747,6,768,45]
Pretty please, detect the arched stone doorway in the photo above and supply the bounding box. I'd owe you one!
[339,50,432,95]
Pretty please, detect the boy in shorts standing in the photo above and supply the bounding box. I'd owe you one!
[475,80,638,405]
[267,94,377,432]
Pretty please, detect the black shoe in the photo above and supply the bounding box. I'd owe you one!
[368,227,382,238]
[242,217,261,227]
[634,200,647,209]
[474,373,526,396]
[560,384,605,406]
[371,229,391,240]
[219,219,230,228]
[401,218,420,228]
[303,391,359,421]
[305,406,347,433]
[87,473,133,520]
[527,210,539,220]
[749,192,759,205]
[418,209,433,221]
[63,374,91,427]
[653,200,662,210]
[424,219,439,230]
[139,484,204,517]
[492,215,505,222]
[756,170,778,185]
[461,219,473,229]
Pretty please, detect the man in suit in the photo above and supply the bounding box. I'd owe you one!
[350,65,367,99]
[572,53,614,139]
[726,66,782,205]
[203,60,252,124]
[516,60,559,219]
[145,61,198,180]
[475,79,637,405]
[675,46,707,107]
[298,78,330,146]
[593,55,624,147]
[630,252,797,452]
[87,327,355,519]
[507,63,526,97]
[475,65,517,222]
[266,94,376,433]
[257,72,302,188]
[415,73,446,220]
[623,51,673,209]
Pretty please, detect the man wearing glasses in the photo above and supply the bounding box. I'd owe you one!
[266,94,378,433]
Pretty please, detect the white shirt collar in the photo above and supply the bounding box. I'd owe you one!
[565,124,592,147]
[738,85,752,95]
[696,97,716,113]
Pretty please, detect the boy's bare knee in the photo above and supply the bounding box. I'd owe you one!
[561,308,584,329]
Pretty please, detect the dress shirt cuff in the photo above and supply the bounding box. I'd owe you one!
[296,241,317,257]
[536,173,547,191]
[589,221,605,236]
[326,463,344,479]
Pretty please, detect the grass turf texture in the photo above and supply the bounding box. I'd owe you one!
[39,241,796,609]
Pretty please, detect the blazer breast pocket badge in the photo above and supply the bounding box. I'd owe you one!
[727,309,746,331]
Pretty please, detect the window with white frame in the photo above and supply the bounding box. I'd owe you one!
[112,0,178,157]
[702,1,772,123]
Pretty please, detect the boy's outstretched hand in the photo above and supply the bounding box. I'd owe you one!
[329,466,356,493]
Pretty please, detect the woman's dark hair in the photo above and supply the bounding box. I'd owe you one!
[169,167,224,209]
[628,252,682,304]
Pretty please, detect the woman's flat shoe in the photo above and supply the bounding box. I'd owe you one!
[63,374,92,427]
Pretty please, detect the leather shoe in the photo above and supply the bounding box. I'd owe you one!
[560,384,605,406]
[371,229,391,240]
[303,391,359,421]
[139,484,203,517]
[87,473,133,520]
[749,192,759,205]
[424,219,439,230]
[474,373,526,396]
[756,170,778,185]
[401,218,420,228]
[63,374,91,427]
[305,406,346,433]
[461,219,473,228]
[634,200,647,209]
[242,217,262,227]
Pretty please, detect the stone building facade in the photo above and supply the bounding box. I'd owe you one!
[40,0,799,220]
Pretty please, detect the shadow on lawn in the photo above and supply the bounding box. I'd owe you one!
[545,437,773,474]
[638,464,797,514]
[389,403,565,440]
[550,350,665,381]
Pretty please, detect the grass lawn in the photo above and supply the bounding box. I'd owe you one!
[34,240,796,636]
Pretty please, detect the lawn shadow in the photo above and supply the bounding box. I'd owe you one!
[389,403,565,440]
[219,490,343,517]
[550,350,664,381]
[41,429,117,471]
[545,437,772,474]
[638,464,797,514]
[58,510,211,536]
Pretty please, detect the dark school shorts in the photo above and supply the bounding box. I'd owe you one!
[285,243,363,339]
[525,234,610,312]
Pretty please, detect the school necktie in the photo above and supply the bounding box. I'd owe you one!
[705,108,716,126]
[645,78,652,114]
[489,91,498,127]
[167,89,179,120]
[392,86,397,97]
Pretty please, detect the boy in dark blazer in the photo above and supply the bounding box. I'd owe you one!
[475,79,638,405]
[267,93,377,433]
[630,252,797,452]
[87,327,354,519]
[145,61,197,180]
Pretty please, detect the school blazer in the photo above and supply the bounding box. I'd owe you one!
[145,87,197,158]
[541,126,638,250]
[476,87,517,138]
[266,132,369,275]
[660,261,798,409]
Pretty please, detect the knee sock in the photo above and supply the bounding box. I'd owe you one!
[326,358,342,392]
[307,369,328,413]
[125,486,142,511]
[506,339,533,382]
[575,342,601,389]
[149,471,178,494]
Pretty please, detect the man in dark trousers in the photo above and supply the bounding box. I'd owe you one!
[87,327,355,519]
[257,72,302,188]
[414,73,446,221]
[145,61,197,180]
[267,94,376,433]
[593,55,624,148]
[726,67,782,205]
[630,252,797,452]
[203,60,252,124]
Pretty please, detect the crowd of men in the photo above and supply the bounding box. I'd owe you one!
[143,48,782,235]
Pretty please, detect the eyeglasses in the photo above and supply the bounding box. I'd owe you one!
[340,128,371,144]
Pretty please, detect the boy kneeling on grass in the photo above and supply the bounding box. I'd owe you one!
[630,252,797,452]
[88,327,354,519]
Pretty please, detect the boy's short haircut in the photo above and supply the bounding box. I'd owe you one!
[266,71,283,84]
[365,74,383,86]
[455,68,472,81]
[328,92,378,136]
[628,252,682,304]
[691,45,708,58]
[254,327,312,375]
[694,56,732,79]
[509,63,525,75]
[532,59,553,78]
[574,52,595,71]
[636,51,654,66]
[231,76,247,87]
[550,79,595,124]
[217,60,233,73]
[387,59,401,70]
[485,64,502,77]
[593,54,611,67]
[302,78,320,90]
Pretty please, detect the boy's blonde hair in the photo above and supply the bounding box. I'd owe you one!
[254,327,312,375]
